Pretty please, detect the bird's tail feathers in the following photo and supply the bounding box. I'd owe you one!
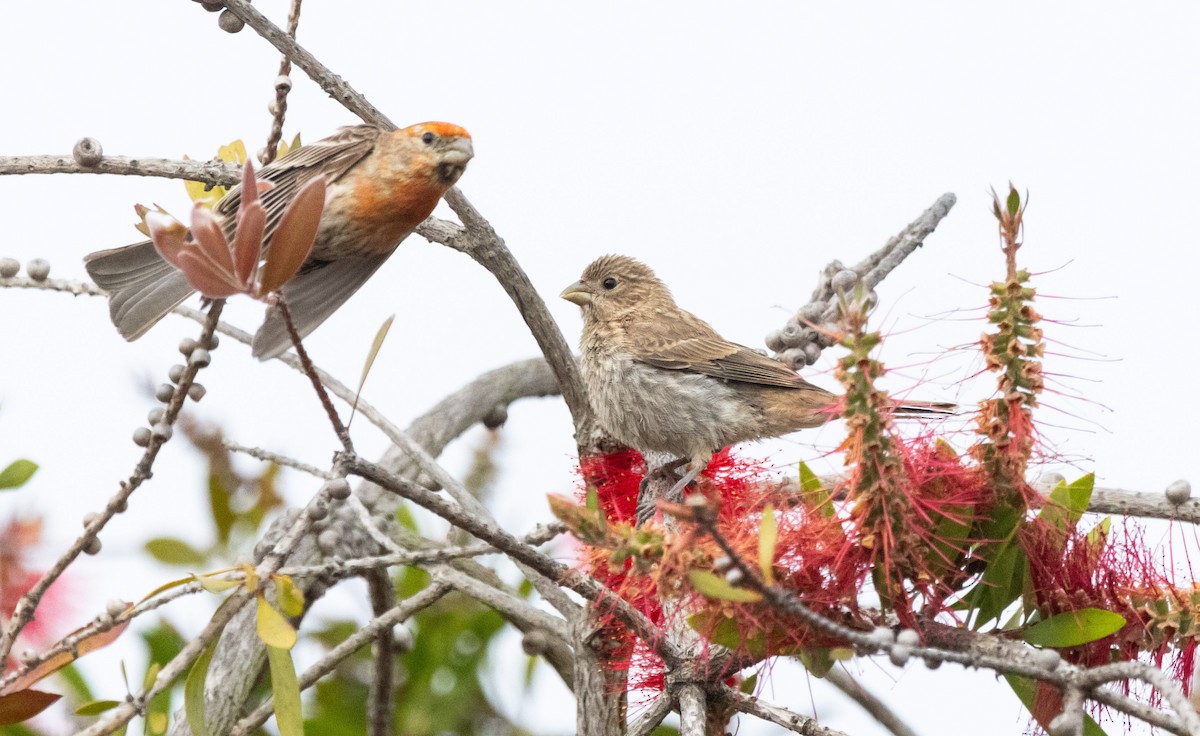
[84,241,195,340]
[892,399,957,417]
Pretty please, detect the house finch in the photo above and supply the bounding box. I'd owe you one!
[85,122,473,359]
[561,254,951,501]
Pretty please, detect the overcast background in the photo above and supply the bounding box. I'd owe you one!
[2,2,1198,734]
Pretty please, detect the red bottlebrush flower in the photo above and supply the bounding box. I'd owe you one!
[1,517,69,671]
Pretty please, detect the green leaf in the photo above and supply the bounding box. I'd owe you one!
[687,570,762,603]
[144,538,208,566]
[797,648,835,677]
[276,575,305,618]
[141,662,160,693]
[0,689,61,725]
[523,654,537,689]
[1006,674,1109,736]
[926,503,974,579]
[1039,474,1094,530]
[964,541,1028,628]
[208,473,235,546]
[185,635,219,736]
[798,462,833,517]
[758,504,777,585]
[75,700,121,716]
[55,664,96,703]
[1023,608,1126,648]
[266,646,303,736]
[740,672,758,694]
[1086,516,1111,553]
[1006,187,1020,215]
[196,575,240,594]
[349,314,394,425]
[0,459,37,490]
[144,711,168,736]
[688,612,743,651]
[256,596,297,650]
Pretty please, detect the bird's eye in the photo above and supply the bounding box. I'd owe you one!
[602,277,618,290]
[422,132,436,145]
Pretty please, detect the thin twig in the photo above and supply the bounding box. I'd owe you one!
[365,570,395,736]
[767,193,957,369]
[687,509,1195,736]
[229,584,449,736]
[275,298,353,451]
[278,525,565,580]
[724,688,847,735]
[0,580,206,693]
[258,0,303,166]
[0,299,224,665]
[83,451,354,734]
[627,694,674,736]
[342,452,676,665]
[214,0,594,441]
[825,667,920,736]
[222,438,335,479]
[215,0,393,129]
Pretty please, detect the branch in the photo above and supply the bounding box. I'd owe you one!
[228,583,448,736]
[766,193,957,369]
[343,453,676,664]
[277,523,566,580]
[724,688,847,735]
[0,153,242,184]
[215,0,393,129]
[1034,477,1200,524]
[690,507,1196,736]
[428,189,595,439]
[0,299,224,665]
[627,694,673,736]
[365,571,395,736]
[677,684,707,736]
[214,0,595,442]
[824,668,919,736]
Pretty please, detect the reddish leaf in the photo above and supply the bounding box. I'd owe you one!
[232,201,265,288]
[147,212,189,264]
[4,619,130,693]
[239,159,259,209]
[0,689,60,724]
[190,207,235,274]
[259,177,325,295]
[173,252,241,299]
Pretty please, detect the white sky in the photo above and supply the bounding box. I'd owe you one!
[2,2,1199,734]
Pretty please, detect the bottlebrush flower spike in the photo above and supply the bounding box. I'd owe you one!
[147,160,324,300]
[970,184,1043,508]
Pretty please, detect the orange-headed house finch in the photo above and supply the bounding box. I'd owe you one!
[561,254,951,506]
[85,122,473,359]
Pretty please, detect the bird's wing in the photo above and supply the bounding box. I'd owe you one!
[627,313,817,390]
[250,252,391,360]
[214,125,382,243]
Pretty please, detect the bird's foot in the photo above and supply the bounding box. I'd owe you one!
[667,463,704,505]
[636,458,689,525]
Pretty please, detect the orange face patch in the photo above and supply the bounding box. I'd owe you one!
[403,121,471,140]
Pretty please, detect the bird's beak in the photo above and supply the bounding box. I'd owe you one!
[443,137,475,166]
[436,138,474,184]
[560,281,592,306]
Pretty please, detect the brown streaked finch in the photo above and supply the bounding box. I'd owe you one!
[85,122,473,359]
[561,254,951,507]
